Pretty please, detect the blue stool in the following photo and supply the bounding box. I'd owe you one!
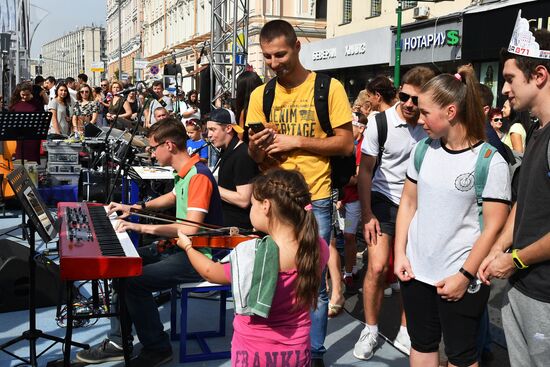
[170,281,231,363]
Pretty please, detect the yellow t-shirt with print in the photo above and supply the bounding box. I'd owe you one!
[246,72,352,201]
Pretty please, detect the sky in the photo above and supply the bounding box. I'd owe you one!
[29,0,107,58]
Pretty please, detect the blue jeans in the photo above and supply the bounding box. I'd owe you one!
[310,197,332,359]
[108,244,202,351]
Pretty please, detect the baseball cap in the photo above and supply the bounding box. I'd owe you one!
[209,108,243,133]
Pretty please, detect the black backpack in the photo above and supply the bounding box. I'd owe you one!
[262,73,356,195]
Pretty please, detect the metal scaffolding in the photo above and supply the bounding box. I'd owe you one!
[210,0,249,104]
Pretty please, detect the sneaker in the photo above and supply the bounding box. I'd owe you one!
[131,347,172,367]
[76,339,126,363]
[384,287,393,297]
[393,328,411,356]
[353,328,378,360]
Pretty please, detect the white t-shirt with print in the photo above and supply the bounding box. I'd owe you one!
[405,139,511,285]
[361,104,427,205]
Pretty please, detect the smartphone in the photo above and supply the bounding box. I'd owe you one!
[248,122,265,133]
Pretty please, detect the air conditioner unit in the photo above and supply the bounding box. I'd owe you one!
[413,6,430,20]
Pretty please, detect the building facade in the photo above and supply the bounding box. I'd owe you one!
[106,0,144,81]
[136,0,326,93]
[41,26,106,86]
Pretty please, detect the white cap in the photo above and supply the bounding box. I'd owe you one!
[508,10,550,60]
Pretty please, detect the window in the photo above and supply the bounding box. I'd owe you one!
[343,0,352,24]
[402,1,417,9]
[370,0,381,17]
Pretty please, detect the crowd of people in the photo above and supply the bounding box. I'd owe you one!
[1,13,549,367]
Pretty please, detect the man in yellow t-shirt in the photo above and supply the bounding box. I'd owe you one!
[247,19,354,366]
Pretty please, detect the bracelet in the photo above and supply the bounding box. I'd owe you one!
[459,267,475,281]
[512,249,529,269]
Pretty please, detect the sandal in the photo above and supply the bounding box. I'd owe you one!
[328,302,344,318]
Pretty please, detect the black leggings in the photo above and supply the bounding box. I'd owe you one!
[400,279,489,367]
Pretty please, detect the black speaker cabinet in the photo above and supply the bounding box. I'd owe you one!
[0,239,63,313]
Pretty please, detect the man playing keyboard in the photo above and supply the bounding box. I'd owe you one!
[76,118,223,367]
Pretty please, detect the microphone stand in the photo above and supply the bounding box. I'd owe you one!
[98,92,129,201]
[98,81,145,201]
[106,91,148,204]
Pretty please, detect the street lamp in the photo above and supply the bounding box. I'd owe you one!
[393,0,455,87]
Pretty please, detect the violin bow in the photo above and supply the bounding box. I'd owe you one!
[127,207,260,236]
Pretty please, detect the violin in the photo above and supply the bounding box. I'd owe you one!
[127,207,260,249]
[188,233,256,249]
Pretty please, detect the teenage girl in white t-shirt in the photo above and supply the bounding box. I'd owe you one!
[394,65,511,367]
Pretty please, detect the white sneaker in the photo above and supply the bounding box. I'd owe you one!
[384,287,393,297]
[393,328,411,356]
[353,328,378,360]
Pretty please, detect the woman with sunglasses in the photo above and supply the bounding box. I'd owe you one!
[72,84,99,134]
[394,65,510,367]
[48,83,72,136]
[488,108,505,140]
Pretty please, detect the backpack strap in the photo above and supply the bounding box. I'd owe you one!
[547,137,550,178]
[262,77,278,123]
[474,143,497,229]
[375,112,388,166]
[413,137,432,174]
[313,73,332,136]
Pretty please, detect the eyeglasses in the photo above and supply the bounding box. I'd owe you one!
[149,141,166,154]
[80,90,90,94]
[398,92,419,106]
[492,118,502,122]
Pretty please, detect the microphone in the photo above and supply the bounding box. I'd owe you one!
[113,82,145,96]
[190,140,212,156]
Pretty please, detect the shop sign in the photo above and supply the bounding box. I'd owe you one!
[300,28,391,70]
[390,18,462,66]
[403,30,460,52]
[345,42,367,56]
[312,48,337,61]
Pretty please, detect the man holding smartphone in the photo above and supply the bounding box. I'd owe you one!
[246,20,353,367]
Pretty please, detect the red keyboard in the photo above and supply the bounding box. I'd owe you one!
[58,202,142,280]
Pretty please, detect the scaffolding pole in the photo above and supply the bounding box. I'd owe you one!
[210,0,249,105]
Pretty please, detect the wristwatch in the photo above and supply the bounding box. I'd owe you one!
[136,201,147,210]
[512,249,529,269]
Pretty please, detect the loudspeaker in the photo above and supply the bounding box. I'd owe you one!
[0,239,63,313]
[163,63,182,76]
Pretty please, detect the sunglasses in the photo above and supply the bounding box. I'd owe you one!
[492,118,502,122]
[398,92,419,106]
[80,90,90,94]
[185,120,200,128]
[101,84,108,87]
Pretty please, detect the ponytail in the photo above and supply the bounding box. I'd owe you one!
[422,64,486,143]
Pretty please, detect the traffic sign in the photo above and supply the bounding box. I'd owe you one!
[135,59,148,69]
[150,65,159,75]
[91,61,104,72]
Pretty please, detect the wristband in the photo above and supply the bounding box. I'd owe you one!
[136,201,146,210]
[459,267,475,281]
[512,249,529,269]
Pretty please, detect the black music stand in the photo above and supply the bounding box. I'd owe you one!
[0,111,51,240]
[0,167,88,367]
